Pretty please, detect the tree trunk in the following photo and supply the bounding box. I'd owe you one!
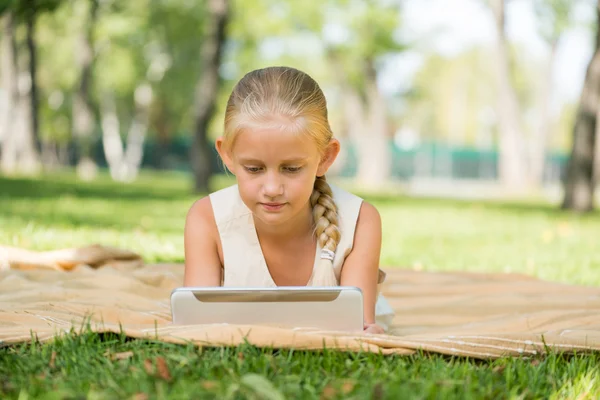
[24,9,41,156]
[121,83,152,181]
[151,98,171,169]
[73,0,99,180]
[4,14,41,175]
[191,0,229,193]
[561,2,600,212]
[358,60,391,187]
[530,39,559,189]
[341,81,366,171]
[0,12,18,172]
[8,79,39,174]
[100,92,124,181]
[327,50,364,178]
[41,140,62,170]
[595,108,600,185]
[328,52,391,187]
[99,85,152,183]
[491,0,528,191]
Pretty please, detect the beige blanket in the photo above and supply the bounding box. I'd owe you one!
[1,245,599,359]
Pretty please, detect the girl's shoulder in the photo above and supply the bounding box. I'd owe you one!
[329,183,363,205]
[187,184,246,228]
[328,183,365,224]
[328,183,380,243]
[207,184,250,225]
[184,194,226,286]
[185,195,218,238]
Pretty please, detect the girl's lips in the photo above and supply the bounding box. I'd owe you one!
[261,202,285,211]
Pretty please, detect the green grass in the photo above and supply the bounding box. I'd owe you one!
[1,329,599,400]
[375,194,600,286]
[1,170,600,399]
[2,170,598,285]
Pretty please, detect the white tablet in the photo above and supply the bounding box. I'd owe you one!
[170,286,364,332]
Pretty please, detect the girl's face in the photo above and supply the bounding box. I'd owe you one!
[216,124,339,228]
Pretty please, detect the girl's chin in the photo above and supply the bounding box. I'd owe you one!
[252,202,312,227]
[254,207,295,226]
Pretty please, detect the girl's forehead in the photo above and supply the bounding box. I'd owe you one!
[232,127,320,159]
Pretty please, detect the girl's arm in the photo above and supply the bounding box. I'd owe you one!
[339,201,384,333]
[183,197,223,287]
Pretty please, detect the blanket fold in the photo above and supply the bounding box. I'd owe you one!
[1,244,599,359]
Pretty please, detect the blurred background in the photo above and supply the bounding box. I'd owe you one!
[0,0,599,211]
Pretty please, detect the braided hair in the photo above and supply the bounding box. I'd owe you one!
[310,175,341,286]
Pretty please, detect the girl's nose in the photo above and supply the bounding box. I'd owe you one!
[263,171,284,198]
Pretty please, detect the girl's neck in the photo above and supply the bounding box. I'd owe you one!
[253,204,314,242]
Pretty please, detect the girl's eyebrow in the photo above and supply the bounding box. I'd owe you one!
[237,157,309,164]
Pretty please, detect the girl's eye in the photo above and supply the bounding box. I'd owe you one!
[244,166,262,173]
[283,166,302,173]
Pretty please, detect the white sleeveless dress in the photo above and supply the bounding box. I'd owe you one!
[209,183,395,331]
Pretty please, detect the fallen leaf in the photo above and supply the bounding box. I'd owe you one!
[530,359,541,367]
[143,359,154,375]
[131,393,149,400]
[156,357,172,382]
[320,385,337,400]
[341,380,355,394]
[49,351,56,369]
[372,383,384,400]
[201,381,218,390]
[1,380,15,392]
[113,351,134,361]
[492,365,506,374]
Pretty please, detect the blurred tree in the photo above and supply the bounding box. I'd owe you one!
[191,0,229,192]
[562,0,600,212]
[146,0,206,169]
[208,0,296,141]
[36,0,90,168]
[596,119,600,187]
[0,0,61,175]
[88,0,208,182]
[94,0,157,182]
[489,0,529,191]
[322,1,403,187]
[402,44,544,180]
[530,0,578,189]
[405,49,498,146]
[0,10,19,172]
[402,48,498,179]
[212,0,403,187]
[25,0,210,181]
[72,0,99,180]
[256,0,404,187]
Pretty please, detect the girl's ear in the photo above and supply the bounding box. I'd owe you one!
[215,136,235,174]
[316,138,341,177]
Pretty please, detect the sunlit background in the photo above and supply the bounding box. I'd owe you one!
[0,0,598,210]
[2,4,600,397]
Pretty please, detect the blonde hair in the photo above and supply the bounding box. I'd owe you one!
[222,66,340,286]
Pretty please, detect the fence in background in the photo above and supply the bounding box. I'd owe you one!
[83,137,568,184]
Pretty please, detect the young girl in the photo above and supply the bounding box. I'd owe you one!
[183,66,394,333]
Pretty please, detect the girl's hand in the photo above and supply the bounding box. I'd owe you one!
[363,323,385,334]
